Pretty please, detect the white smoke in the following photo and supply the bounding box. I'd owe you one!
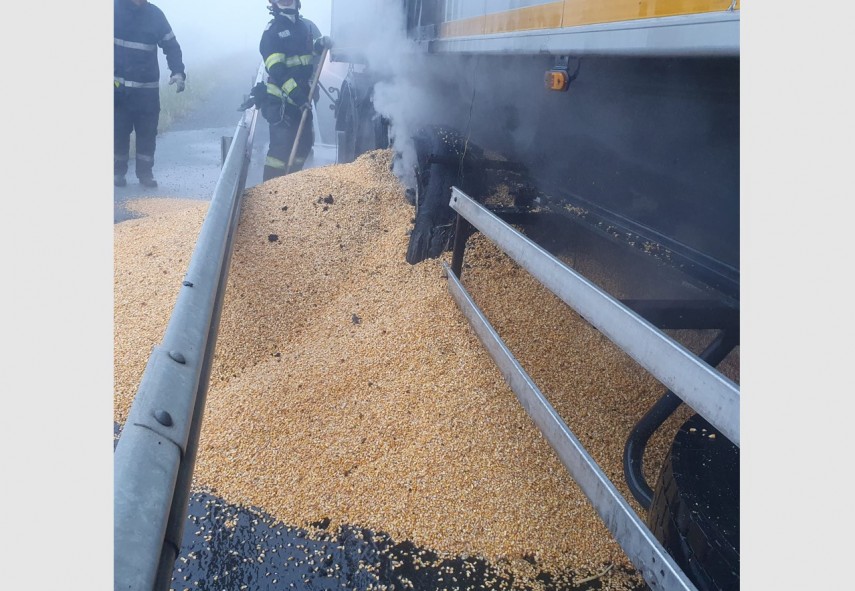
[154,0,333,68]
[331,0,473,187]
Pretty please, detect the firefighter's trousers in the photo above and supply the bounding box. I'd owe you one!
[264,110,314,181]
[114,88,160,180]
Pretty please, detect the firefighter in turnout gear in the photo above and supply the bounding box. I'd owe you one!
[114,0,186,188]
[259,0,331,180]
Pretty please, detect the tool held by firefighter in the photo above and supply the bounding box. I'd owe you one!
[249,0,331,180]
[286,43,329,174]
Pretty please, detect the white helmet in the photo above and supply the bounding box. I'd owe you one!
[271,0,300,12]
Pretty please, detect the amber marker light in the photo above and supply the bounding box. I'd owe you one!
[545,69,570,91]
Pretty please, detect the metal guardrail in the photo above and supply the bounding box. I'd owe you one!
[443,264,697,591]
[445,186,742,591]
[114,67,263,591]
[449,187,740,447]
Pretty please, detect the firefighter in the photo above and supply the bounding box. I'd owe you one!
[114,0,186,188]
[259,0,331,180]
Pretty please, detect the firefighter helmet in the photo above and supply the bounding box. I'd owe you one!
[270,0,300,10]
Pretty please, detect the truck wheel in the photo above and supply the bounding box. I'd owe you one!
[375,115,390,150]
[335,78,386,164]
[335,81,358,164]
[404,126,490,264]
[405,126,466,264]
[647,414,739,591]
[405,163,457,264]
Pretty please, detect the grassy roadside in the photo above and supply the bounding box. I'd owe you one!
[156,68,216,133]
[158,51,260,133]
[126,65,215,156]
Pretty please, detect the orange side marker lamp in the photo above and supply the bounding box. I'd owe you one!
[544,56,581,92]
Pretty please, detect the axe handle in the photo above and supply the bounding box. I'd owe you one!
[286,46,330,174]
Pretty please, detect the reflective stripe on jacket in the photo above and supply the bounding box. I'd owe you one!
[114,0,184,89]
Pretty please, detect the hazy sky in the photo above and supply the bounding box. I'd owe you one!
[153,0,334,64]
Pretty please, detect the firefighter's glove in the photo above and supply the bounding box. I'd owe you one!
[169,73,186,93]
[289,87,311,112]
[238,82,268,111]
[313,35,333,53]
[238,96,255,111]
[114,79,125,102]
[250,82,267,98]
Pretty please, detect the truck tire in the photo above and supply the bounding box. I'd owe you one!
[406,128,457,264]
[405,126,485,264]
[335,79,388,164]
[374,115,390,150]
[647,414,739,591]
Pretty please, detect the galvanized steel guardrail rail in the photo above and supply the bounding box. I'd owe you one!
[114,66,263,591]
[444,186,742,591]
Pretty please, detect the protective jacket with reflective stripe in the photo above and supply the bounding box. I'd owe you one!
[260,14,319,106]
[114,0,184,89]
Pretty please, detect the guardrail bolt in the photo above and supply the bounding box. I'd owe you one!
[182,280,194,287]
[168,351,186,364]
[154,410,173,427]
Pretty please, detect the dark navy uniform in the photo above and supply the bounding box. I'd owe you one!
[259,7,325,180]
[114,0,185,183]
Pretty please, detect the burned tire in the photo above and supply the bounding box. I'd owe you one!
[374,115,390,150]
[405,133,457,264]
[647,414,739,591]
[405,126,485,265]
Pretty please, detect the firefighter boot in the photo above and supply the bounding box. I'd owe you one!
[114,154,129,187]
[136,151,157,187]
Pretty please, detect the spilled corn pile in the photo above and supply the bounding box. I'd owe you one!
[114,150,737,589]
